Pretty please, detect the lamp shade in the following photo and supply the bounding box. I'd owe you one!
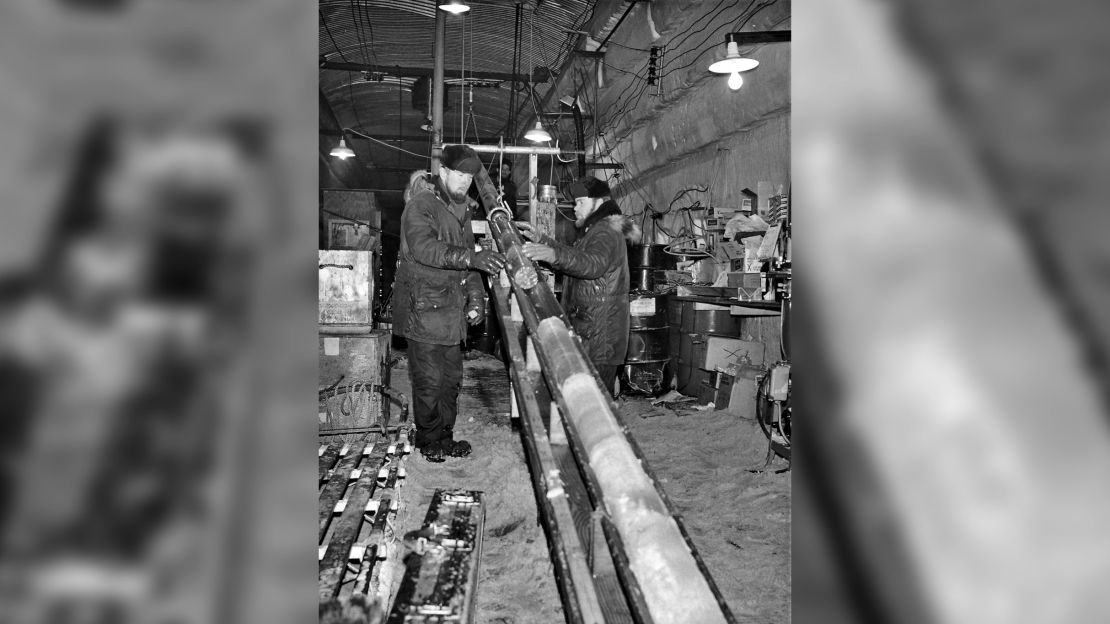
[524,121,552,143]
[330,138,355,160]
[437,0,470,14]
[708,34,759,74]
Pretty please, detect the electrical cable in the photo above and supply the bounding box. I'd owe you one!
[659,0,756,69]
[320,10,365,132]
[660,4,784,80]
[505,4,521,140]
[320,9,349,63]
[459,14,466,144]
[344,129,428,159]
[597,4,778,142]
[597,2,780,137]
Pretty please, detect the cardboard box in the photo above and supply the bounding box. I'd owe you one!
[723,369,761,417]
[703,336,764,371]
[716,373,736,409]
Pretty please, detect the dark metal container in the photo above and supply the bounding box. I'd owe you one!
[629,267,656,293]
[676,364,710,396]
[676,300,744,337]
[626,326,670,362]
[628,294,668,329]
[628,243,677,269]
[620,358,671,397]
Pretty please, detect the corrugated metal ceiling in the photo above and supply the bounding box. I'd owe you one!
[320,0,597,163]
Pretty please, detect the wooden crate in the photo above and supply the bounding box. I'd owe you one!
[319,330,390,433]
[319,250,373,325]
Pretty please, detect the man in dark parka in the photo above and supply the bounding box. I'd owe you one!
[392,146,505,462]
[519,177,641,396]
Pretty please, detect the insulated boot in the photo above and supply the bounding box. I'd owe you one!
[418,440,446,463]
[441,439,472,458]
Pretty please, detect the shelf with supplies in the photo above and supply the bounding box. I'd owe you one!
[671,286,785,316]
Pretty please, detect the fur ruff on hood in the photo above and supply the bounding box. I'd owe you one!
[602,214,643,244]
[582,200,642,243]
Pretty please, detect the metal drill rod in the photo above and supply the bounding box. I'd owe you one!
[473,168,567,326]
[471,166,732,624]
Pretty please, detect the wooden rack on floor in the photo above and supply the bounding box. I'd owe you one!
[318,429,410,614]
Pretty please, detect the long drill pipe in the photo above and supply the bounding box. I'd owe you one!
[471,168,731,624]
[473,169,567,325]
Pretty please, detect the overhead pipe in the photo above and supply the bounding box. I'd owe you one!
[431,9,446,174]
[320,60,551,83]
[470,165,733,624]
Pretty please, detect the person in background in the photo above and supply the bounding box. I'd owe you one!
[497,159,519,218]
[518,177,640,397]
[392,146,505,462]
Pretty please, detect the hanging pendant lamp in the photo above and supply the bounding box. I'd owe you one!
[330,137,355,160]
[437,0,470,14]
[708,33,759,90]
[524,121,552,143]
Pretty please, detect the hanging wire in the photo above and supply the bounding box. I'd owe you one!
[344,128,428,160]
[398,76,402,168]
[527,7,545,130]
[459,14,466,144]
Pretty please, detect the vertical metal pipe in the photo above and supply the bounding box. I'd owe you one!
[572,104,586,178]
[431,9,446,174]
[528,152,538,223]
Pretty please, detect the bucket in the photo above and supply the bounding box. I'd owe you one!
[538,184,558,203]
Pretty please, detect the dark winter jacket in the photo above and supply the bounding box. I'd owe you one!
[539,200,641,366]
[392,175,485,346]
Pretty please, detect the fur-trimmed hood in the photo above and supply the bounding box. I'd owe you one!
[582,199,642,243]
[602,215,642,244]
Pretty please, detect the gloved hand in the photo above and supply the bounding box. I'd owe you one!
[470,248,506,274]
[466,302,485,326]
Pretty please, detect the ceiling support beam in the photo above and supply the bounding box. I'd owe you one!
[727,31,791,44]
[320,129,503,145]
[321,61,551,84]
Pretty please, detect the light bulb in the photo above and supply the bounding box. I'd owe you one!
[329,138,355,160]
[524,121,552,143]
[438,0,469,14]
[728,72,743,90]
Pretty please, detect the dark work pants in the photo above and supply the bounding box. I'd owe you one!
[596,364,618,399]
[407,339,463,448]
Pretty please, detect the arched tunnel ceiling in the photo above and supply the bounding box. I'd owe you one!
[320,0,792,191]
[320,0,597,177]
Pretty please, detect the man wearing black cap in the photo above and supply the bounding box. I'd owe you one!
[392,145,506,462]
[519,176,641,397]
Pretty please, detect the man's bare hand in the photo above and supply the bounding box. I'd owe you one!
[521,242,556,264]
[516,222,539,241]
